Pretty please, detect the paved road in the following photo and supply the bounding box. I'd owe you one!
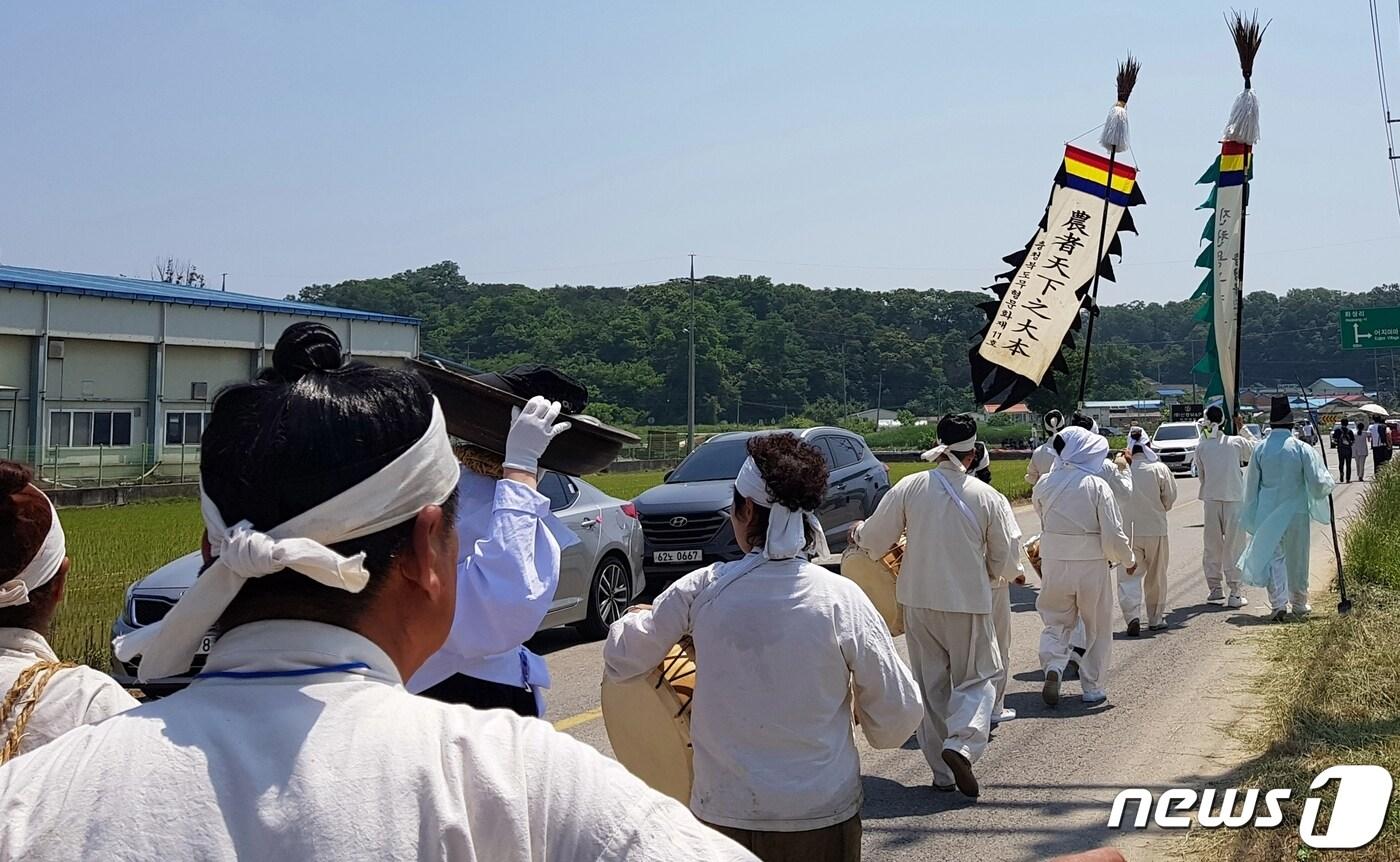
[530,465,1370,861]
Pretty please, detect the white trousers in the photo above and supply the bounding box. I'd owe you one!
[1038,559,1113,696]
[902,606,1000,784]
[1202,499,1245,594]
[1266,554,1311,613]
[1132,535,1170,627]
[992,583,1012,714]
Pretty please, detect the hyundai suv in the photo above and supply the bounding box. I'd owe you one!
[632,428,891,582]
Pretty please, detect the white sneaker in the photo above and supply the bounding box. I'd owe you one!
[1082,690,1108,705]
[1227,595,1248,608]
[991,708,1017,725]
[1207,588,1226,603]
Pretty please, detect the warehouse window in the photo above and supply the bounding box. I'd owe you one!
[48,410,133,447]
[165,411,210,446]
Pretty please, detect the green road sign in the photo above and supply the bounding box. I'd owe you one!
[1340,307,1400,349]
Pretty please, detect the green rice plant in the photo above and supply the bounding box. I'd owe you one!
[49,500,202,666]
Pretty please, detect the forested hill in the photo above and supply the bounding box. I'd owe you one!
[293,261,1400,425]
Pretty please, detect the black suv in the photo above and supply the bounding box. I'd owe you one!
[632,428,891,582]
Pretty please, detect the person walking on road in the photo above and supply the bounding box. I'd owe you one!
[1352,421,1369,482]
[1239,397,1336,622]
[1026,410,1065,485]
[1332,421,1354,483]
[1121,438,1178,632]
[1369,418,1392,471]
[608,433,922,860]
[1032,427,1134,708]
[852,414,1022,799]
[1194,405,1258,607]
[972,442,1026,726]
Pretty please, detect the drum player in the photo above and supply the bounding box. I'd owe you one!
[604,433,922,862]
[850,414,1022,798]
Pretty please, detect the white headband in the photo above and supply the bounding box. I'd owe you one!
[920,434,977,469]
[1128,426,1159,464]
[0,490,66,609]
[734,457,830,561]
[115,398,460,681]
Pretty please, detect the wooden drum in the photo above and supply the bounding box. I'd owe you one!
[600,640,697,804]
[839,541,905,636]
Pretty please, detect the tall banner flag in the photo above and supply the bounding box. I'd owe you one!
[1193,12,1266,431]
[970,60,1147,410]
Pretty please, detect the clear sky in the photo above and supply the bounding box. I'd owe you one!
[2,3,1397,303]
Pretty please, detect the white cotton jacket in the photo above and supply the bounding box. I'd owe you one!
[854,462,1023,614]
[0,621,754,862]
[1026,442,1057,485]
[1123,460,1178,538]
[409,470,577,700]
[0,628,136,760]
[1195,427,1257,502]
[603,556,922,832]
[1033,469,1133,565]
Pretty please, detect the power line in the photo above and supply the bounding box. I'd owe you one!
[1369,0,1400,225]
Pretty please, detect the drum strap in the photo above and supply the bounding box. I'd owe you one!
[930,468,979,531]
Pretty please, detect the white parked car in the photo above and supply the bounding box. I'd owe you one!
[110,472,644,693]
[1151,421,1201,476]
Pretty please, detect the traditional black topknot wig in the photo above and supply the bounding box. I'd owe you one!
[204,323,455,629]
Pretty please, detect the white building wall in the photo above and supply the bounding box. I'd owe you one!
[0,335,32,457]
[0,280,419,482]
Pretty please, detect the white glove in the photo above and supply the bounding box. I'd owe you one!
[503,396,572,474]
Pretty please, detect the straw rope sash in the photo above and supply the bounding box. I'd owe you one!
[0,660,75,765]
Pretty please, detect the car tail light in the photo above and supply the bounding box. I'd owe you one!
[620,502,638,519]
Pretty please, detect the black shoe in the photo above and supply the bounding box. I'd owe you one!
[1148,622,1169,632]
[941,748,980,798]
[1043,669,1061,707]
[1127,618,1141,637]
[1071,646,1087,657]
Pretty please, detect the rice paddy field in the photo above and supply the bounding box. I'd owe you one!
[51,500,204,667]
[47,458,1029,665]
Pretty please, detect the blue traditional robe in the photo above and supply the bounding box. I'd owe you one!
[1238,431,1335,595]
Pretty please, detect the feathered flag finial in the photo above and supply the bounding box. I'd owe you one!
[1099,55,1140,152]
[1224,10,1268,144]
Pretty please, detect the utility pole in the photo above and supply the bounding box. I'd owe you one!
[876,368,883,425]
[220,272,228,292]
[687,254,696,453]
[841,343,849,420]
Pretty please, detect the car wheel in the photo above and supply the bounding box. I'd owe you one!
[577,555,632,640]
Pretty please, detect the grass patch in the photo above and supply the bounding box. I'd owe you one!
[49,499,203,668]
[1185,469,1400,861]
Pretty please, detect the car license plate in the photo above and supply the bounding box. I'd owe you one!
[197,635,216,655]
[653,549,702,564]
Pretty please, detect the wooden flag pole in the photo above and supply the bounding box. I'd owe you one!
[1076,146,1117,407]
[1226,10,1267,433]
[1076,56,1138,407]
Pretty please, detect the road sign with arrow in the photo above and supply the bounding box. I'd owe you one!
[1339,308,1400,350]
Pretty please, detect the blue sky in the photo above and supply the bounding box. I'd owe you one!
[2,3,1397,303]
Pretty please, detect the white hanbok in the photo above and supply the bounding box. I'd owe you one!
[0,628,136,760]
[0,621,753,861]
